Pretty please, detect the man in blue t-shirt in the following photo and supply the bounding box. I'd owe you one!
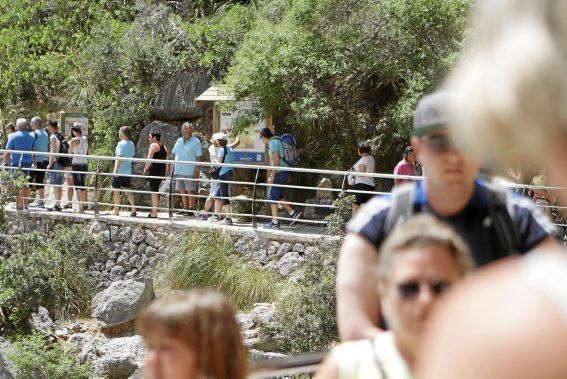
[259,127,302,229]
[3,118,36,210]
[112,126,137,217]
[337,91,560,342]
[30,116,50,208]
[172,122,203,213]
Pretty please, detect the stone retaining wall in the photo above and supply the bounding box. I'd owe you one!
[3,211,340,289]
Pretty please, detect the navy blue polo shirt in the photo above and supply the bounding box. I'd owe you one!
[347,179,558,266]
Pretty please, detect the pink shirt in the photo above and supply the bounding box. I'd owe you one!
[393,159,416,186]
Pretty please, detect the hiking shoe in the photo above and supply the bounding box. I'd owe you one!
[220,218,233,226]
[262,220,280,229]
[209,215,220,223]
[289,211,303,226]
[30,200,44,208]
[47,205,62,212]
[200,214,209,221]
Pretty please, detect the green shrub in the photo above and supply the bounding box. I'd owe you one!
[261,244,339,353]
[8,332,92,379]
[325,192,355,236]
[0,225,106,334]
[0,170,28,229]
[158,231,280,310]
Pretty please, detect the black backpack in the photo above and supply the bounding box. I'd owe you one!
[54,133,71,167]
[384,182,521,255]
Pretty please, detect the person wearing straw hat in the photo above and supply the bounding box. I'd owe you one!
[336,91,559,342]
[201,132,239,221]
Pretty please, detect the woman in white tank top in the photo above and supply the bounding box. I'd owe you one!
[69,124,89,213]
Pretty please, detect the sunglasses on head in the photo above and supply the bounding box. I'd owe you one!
[397,279,452,300]
[420,134,454,153]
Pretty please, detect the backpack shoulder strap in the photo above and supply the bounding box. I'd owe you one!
[272,136,289,165]
[384,182,417,234]
[369,338,388,379]
[486,182,520,255]
[220,146,227,164]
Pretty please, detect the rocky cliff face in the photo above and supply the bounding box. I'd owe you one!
[151,72,211,121]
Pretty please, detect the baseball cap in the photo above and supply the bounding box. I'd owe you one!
[413,91,452,136]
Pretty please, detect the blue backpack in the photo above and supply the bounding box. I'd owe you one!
[274,134,299,166]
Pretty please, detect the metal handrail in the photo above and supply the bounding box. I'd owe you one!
[248,351,326,378]
[2,150,566,228]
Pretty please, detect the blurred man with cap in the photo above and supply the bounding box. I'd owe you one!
[336,91,559,342]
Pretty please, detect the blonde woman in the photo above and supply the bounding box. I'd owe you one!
[317,215,473,379]
[419,1,567,378]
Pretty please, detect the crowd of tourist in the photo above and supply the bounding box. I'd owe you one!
[1,119,306,227]
[2,0,567,377]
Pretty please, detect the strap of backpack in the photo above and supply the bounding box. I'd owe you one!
[369,338,388,379]
[273,136,290,165]
[384,183,417,234]
[220,146,227,164]
[487,184,520,255]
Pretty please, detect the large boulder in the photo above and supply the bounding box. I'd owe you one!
[152,72,211,121]
[92,278,154,327]
[92,336,145,379]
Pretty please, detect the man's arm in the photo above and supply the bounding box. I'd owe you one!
[336,233,383,341]
[3,137,12,166]
[269,151,280,180]
[48,136,57,168]
[228,136,240,149]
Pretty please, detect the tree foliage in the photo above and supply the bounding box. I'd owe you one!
[0,0,471,169]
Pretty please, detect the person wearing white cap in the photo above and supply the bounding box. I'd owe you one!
[201,132,239,221]
[209,133,238,225]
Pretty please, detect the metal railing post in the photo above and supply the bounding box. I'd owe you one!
[93,158,102,218]
[168,168,175,219]
[251,167,261,229]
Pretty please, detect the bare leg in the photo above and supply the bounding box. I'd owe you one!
[188,190,196,208]
[126,191,136,214]
[179,189,189,209]
[54,186,62,207]
[22,188,30,208]
[279,198,294,214]
[38,187,45,201]
[270,203,279,223]
[80,190,87,210]
[214,199,222,214]
[66,174,74,208]
[113,189,121,214]
[151,193,159,216]
[204,197,214,214]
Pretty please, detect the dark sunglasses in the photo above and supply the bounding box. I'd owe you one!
[420,134,454,153]
[397,279,452,300]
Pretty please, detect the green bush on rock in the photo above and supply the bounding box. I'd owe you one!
[8,332,92,379]
[260,244,339,353]
[0,225,107,334]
